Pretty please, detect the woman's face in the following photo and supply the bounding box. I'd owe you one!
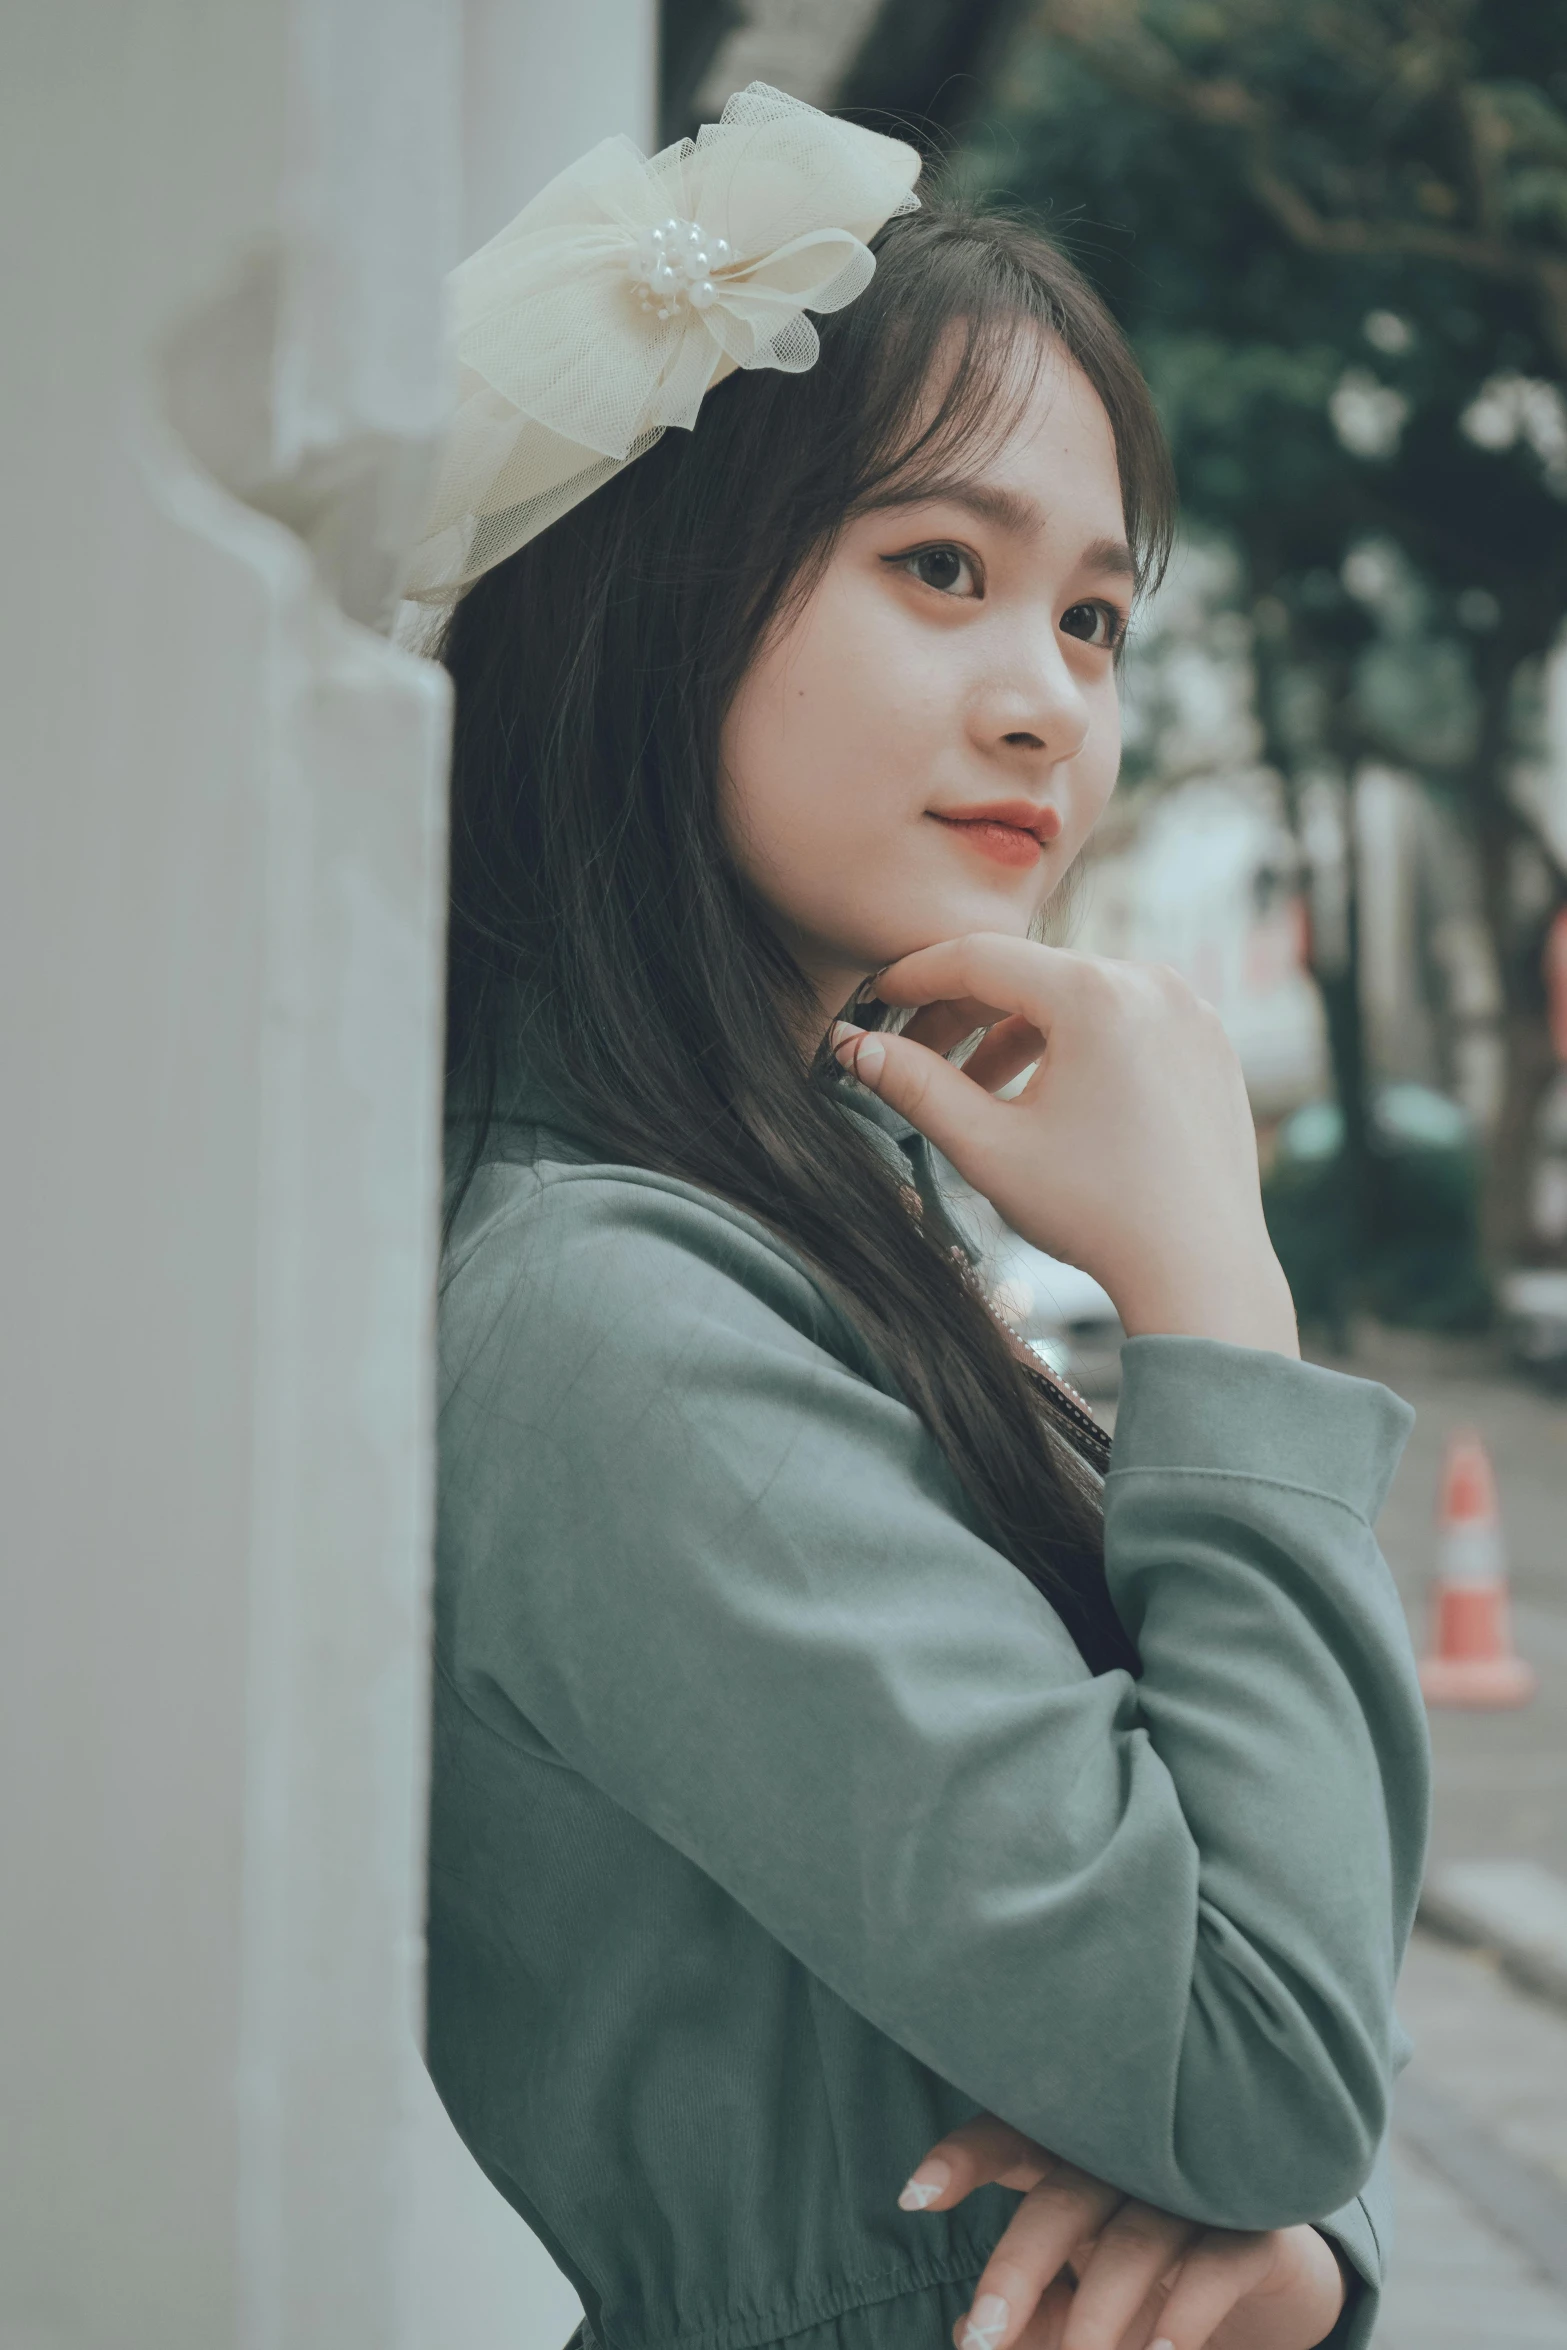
[719,339,1133,1021]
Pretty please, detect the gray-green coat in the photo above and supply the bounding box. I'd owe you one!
[428,1084,1430,2350]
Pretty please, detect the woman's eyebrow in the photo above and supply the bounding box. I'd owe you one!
[1078,535,1138,581]
[876,481,1136,577]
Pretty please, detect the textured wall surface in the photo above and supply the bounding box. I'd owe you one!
[0,5,644,2346]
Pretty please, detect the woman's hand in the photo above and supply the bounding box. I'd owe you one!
[831,933,1299,1357]
[897,2115,1347,2350]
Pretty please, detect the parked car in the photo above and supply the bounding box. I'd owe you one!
[1499,1267,1567,1392]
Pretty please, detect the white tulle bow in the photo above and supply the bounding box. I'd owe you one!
[399,84,921,603]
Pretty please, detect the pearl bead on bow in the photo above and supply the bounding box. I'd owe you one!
[628,217,734,320]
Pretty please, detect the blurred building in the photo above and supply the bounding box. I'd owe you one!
[1069,538,1527,1167]
[1354,762,1505,1136]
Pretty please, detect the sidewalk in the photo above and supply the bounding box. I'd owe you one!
[1305,1323,1567,2343]
[1380,1931,1567,2345]
[1379,2138,1566,2347]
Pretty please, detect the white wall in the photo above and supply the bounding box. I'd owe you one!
[0,4,648,2347]
[464,0,656,249]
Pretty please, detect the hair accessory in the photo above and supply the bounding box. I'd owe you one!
[399,84,921,604]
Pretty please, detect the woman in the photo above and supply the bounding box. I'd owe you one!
[416,86,1429,2350]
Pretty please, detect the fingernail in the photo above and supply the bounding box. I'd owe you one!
[830,1021,865,1053]
[1151,2339,1175,2349]
[897,2157,951,2210]
[960,2294,1009,2350]
[850,1035,886,1086]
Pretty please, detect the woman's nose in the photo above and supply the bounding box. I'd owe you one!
[973,635,1091,766]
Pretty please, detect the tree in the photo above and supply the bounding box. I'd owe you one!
[959,0,1567,1270]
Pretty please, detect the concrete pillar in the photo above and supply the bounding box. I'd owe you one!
[0,3,457,2342]
[0,4,644,2347]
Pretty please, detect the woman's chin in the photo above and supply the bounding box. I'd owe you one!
[879,890,1044,959]
[810,889,1048,1011]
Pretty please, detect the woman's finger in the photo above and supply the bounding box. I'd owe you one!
[1055,2204,1193,2350]
[1013,2272,1077,2350]
[831,1024,1009,1173]
[949,2165,1125,2350]
[1143,2230,1272,2350]
[873,934,1084,1031]
[897,2114,1051,2211]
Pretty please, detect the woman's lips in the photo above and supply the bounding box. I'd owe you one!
[929,802,1062,870]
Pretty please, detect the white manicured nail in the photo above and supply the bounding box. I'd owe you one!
[830,1021,863,1049]
[851,1035,886,1085]
[961,2294,1009,2350]
[897,2157,950,2209]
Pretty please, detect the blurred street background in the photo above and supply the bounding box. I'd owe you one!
[663,1,1567,2339]
[8,5,1564,2345]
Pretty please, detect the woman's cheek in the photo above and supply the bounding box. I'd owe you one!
[1069,693,1122,844]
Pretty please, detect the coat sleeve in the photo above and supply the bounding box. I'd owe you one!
[1307,2008,1410,2348]
[438,1163,1431,2234]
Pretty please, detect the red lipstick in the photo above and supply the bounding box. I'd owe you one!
[929,800,1063,869]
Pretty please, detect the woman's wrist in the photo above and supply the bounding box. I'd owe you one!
[1112,1258,1301,1359]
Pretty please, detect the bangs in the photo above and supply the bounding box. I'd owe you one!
[850,308,1062,518]
[802,205,1175,600]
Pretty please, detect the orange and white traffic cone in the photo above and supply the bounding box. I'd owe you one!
[1419,1430,1536,1707]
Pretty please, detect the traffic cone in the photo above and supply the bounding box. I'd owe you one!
[1419,1431,1536,1707]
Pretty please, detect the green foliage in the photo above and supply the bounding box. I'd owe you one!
[1137,332,1347,532]
[964,0,1567,676]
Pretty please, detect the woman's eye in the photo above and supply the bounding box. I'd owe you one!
[1060,600,1126,650]
[900,544,980,597]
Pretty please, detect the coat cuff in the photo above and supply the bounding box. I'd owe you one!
[1110,1337,1414,1524]
[1310,2194,1383,2350]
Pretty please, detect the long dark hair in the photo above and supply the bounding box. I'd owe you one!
[435,198,1175,1675]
